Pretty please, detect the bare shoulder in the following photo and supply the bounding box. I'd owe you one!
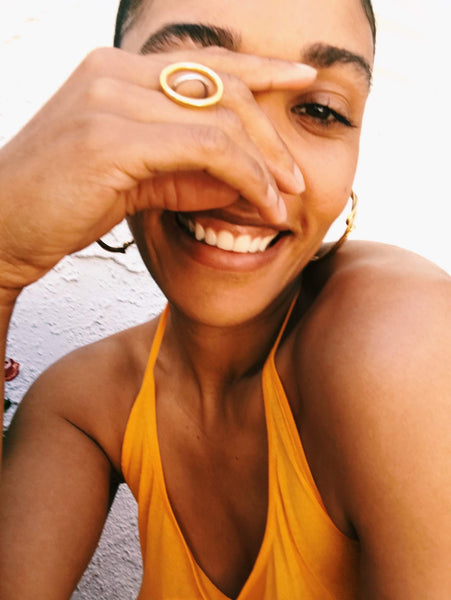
[8,315,160,474]
[316,238,449,298]
[318,240,449,394]
[296,241,451,596]
[1,312,162,598]
[301,240,450,365]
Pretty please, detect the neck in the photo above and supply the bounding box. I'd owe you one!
[160,285,299,415]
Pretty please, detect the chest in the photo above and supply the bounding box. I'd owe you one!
[121,349,361,600]
[119,318,357,597]
[156,381,269,599]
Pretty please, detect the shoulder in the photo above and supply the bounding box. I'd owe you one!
[295,241,451,594]
[294,241,450,399]
[301,240,450,368]
[1,315,163,599]
[297,240,450,451]
[14,316,160,474]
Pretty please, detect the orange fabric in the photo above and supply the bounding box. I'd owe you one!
[122,302,359,599]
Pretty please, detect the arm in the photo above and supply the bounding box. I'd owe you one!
[0,310,147,599]
[354,294,451,598]
[0,352,122,599]
[327,249,451,597]
[299,244,450,597]
[0,335,133,599]
[0,45,314,458]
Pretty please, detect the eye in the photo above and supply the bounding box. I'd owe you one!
[291,103,354,128]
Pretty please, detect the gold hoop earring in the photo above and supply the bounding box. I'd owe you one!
[96,238,135,254]
[310,190,358,262]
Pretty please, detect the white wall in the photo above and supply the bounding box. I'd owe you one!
[356,0,450,272]
[1,0,450,596]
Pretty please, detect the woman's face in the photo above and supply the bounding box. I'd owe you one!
[124,0,374,326]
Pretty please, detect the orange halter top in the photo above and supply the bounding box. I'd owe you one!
[122,300,359,599]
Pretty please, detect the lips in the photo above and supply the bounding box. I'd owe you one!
[176,212,285,254]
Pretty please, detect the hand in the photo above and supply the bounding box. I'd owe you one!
[0,46,316,290]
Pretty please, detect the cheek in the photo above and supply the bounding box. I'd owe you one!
[261,99,361,225]
[127,211,162,278]
[290,134,359,223]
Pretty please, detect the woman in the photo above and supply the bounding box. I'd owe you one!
[0,0,450,598]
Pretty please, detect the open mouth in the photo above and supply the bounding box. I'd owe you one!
[176,212,288,254]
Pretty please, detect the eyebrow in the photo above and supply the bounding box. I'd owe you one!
[302,43,372,86]
[140,23,239,55]
[140,23,372,87]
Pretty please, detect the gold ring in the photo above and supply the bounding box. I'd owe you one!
[160,62,224,108]
[171,72,211,98]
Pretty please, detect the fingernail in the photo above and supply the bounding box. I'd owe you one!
[293,164,305,192]
[274,63,317,87]
[265,184,279,207]
[293,64,317,78]
[277,196,287,221]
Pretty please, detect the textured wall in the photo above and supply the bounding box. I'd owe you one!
[72,485,143,600]
[1,0,450,598]
[4,241,166,427]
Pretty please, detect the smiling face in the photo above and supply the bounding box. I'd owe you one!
[122,0,374,326]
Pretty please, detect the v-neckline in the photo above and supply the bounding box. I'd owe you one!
[149,295,298,599]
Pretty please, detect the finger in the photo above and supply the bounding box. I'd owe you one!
[219,75,304,194]
[78,47,316,94]
[108,120,286,222]
[81,78,303,196]
[187,47,317,92]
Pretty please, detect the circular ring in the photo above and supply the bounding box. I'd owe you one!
[171,72,211,98]
[160,62,224,108]
[310,191,359,262]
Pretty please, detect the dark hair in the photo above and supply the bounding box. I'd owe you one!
[114,0,144,48]
[361,0,376,49]
[114,0,376,50]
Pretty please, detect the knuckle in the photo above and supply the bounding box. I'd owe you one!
[262,56,280,68]
[247,158,267,187]
[222,75,255,109]
[81,47,115,73]
[214,106,243,132]
[223,73,248,96]
[257,55,282,73]
[84,77,117,107]
[194,125,231,156]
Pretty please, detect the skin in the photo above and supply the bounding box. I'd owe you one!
[0,0,450,598]
[124,1,372,327]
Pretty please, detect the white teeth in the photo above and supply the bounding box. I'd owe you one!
[178,213,278,254]
[259,237,269,252]
[233,235,252,253]
[195,222,205,241]
[205,228,217,246]
[259,235,275,252]
[216,230,235,251]
[249,237,262,253]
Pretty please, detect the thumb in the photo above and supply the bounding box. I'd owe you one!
[127,171,241,215]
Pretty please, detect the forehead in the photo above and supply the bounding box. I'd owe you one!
[123,0,374,66]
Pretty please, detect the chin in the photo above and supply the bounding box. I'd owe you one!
[130,209,307,326]
[157,271,300,329]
